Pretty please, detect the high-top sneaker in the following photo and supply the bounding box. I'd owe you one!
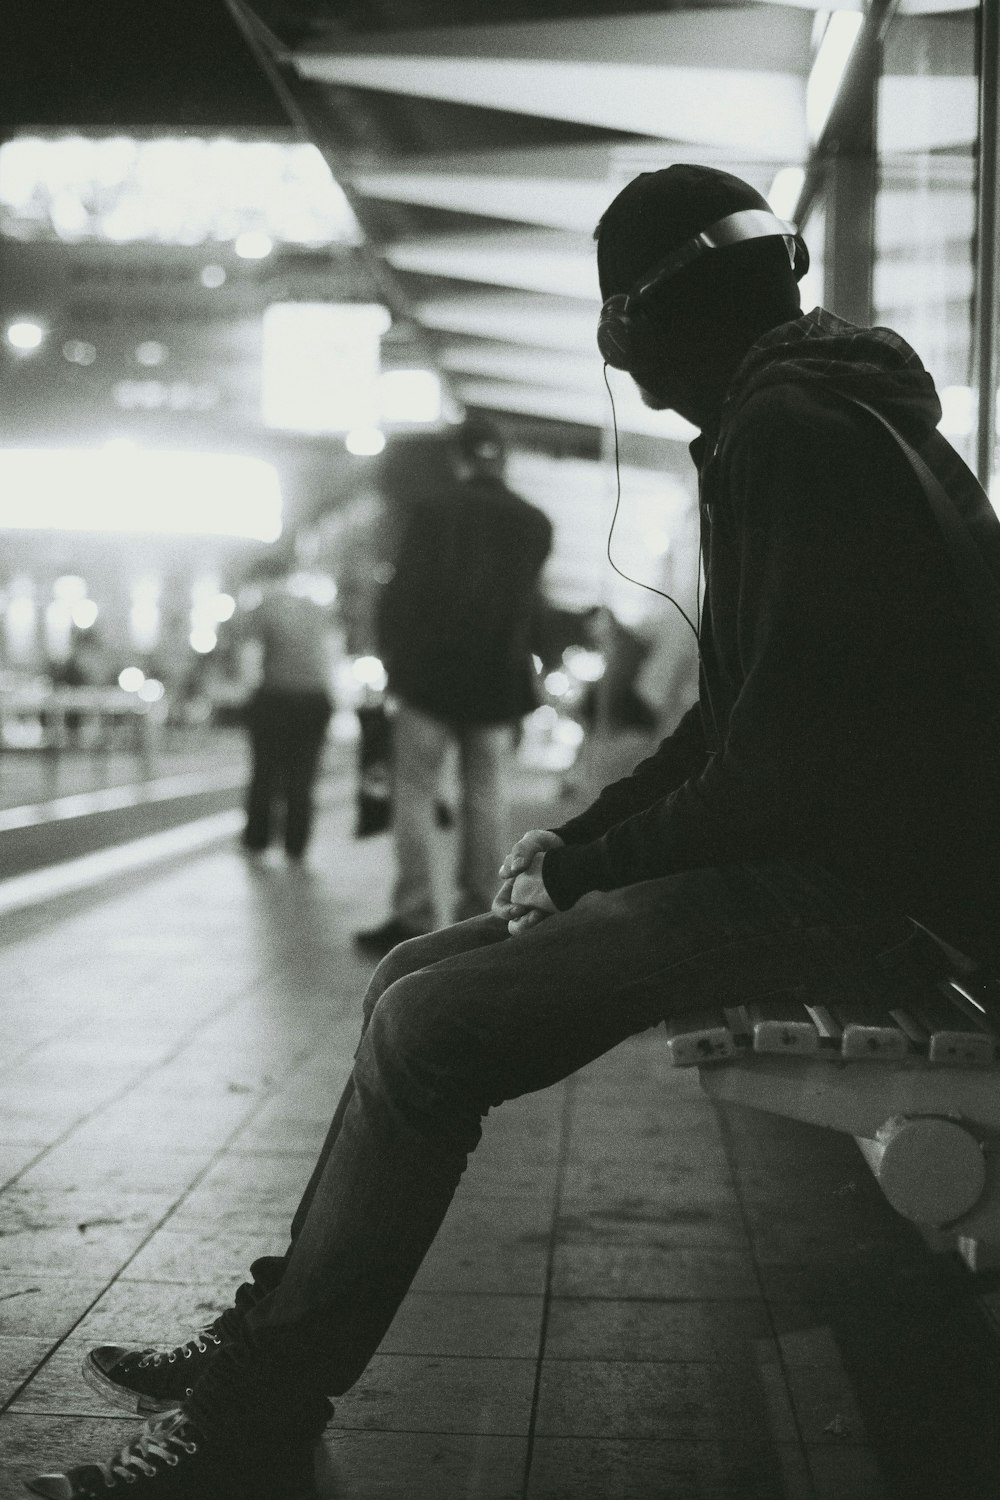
[26,1408,319,1499]
[83,1327,227,1414]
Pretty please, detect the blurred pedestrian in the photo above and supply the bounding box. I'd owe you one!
[238,556,333,862]
[354,419,552,956]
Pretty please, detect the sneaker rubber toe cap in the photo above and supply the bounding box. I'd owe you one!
[25,1474,73,1498]
[87,1344,128,1376]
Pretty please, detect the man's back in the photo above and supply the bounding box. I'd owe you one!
[379,475,552,724]
[248,589,330,696]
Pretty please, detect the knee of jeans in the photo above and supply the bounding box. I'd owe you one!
[361,937,431,1029]
[364,973,427,1055]
[361,972,469,1096]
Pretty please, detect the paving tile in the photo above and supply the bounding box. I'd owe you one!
[533,1356,795,1443]
[745,1194,922,1270]
[735,1155,880,1207]
[543,1297,773,1363]
[562,1146,737,1215]
[0,1412,140,1500]
[0,1195,171,1279]
[128,1065,285,1106]
[13,1144,209,1196]
[561,1178,744,1238]
[525,1437,801,1499]
[0,1274,108,1338]
[570,1106,727,1158]
[223,1108,331,1154]
[63,1095,258,1154]
[772,1324,869,1447]
[332,1352,535,1436]
[74,1278,238,1343]
[758,1256,936,1306]
[318,1429,526,1499]
[768,1286,1000,1499]
[6,1038,162,1085]
[555,1196,750,1261]
[412,1196,552,1296]
[0,1182,175,1231]
[10,1334,131,1414]
[121,1223,286,1285]
[171,1150,314,1226]
[551,1238,758,1300]
[0,1336,52,1406]
[380,1293,544,1360]
[0,1144,42,1185]
[807,1442,888,1499]
[460,1128,561,1201]
[0,1105,87,1146]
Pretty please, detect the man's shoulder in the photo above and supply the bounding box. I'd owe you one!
[727,378,852,436]
[720,379,863,469]
[470,479,552,534]
[497,484,553,533]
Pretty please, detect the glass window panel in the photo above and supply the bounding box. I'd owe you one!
[875,5,979,467]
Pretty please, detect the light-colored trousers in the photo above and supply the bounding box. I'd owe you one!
[391,701,513,929]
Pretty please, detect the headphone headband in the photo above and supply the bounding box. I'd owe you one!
[596,206,807,370]
[629,208,799,308]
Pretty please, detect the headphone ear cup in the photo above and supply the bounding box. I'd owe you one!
[792,234,810,282]
[596,293,636,370]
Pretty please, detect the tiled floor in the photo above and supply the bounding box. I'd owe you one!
[2,766,1000,1498]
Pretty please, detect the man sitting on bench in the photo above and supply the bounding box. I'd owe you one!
[30,164,1000,1500]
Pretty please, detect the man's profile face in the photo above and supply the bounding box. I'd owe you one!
[636,381,671,411]
[629,351,687,419]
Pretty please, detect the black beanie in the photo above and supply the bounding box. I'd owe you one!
[596,164,776,302]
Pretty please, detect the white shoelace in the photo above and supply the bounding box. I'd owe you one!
[99,1412,197,1484]
[139,1330,221,1369]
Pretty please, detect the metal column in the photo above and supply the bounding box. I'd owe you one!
[975,0,1000,494]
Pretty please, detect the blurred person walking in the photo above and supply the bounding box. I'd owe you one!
[354,419,552,957]
[239,556,333,862]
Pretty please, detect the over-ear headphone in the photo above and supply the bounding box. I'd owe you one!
[596,208,810,371]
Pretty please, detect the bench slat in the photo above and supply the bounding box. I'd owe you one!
[664,1010,739,1067]
[748,994,820,1056]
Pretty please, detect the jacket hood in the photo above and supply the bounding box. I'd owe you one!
[724,307,943,441]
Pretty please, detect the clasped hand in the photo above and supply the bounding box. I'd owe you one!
[491,828,563,936]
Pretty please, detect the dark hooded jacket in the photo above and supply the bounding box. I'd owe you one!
[378,474,552,725]
[542,309,1000,950]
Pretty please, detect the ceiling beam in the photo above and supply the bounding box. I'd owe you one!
[295,53,807,158]
[386,230,599,300]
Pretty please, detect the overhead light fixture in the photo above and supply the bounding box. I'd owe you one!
[0,136,361,248]
[345,427,386,457]
[72,599,99,629]
[6,319,45,353]
[379,369,442,425]
[189,626,218,654]
[63,339,96,365]
[234,230,274,260]
[0,449,282,541]
[135,340,167,367]
[262,303,391,434]
[807,12,864,142]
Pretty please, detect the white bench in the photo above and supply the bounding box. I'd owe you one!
[662,973,1000,1271]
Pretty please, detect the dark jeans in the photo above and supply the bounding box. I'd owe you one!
[186,860,928,1436]
[244,689,332,858]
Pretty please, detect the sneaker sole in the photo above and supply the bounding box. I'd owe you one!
[81,1351,181,1414]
